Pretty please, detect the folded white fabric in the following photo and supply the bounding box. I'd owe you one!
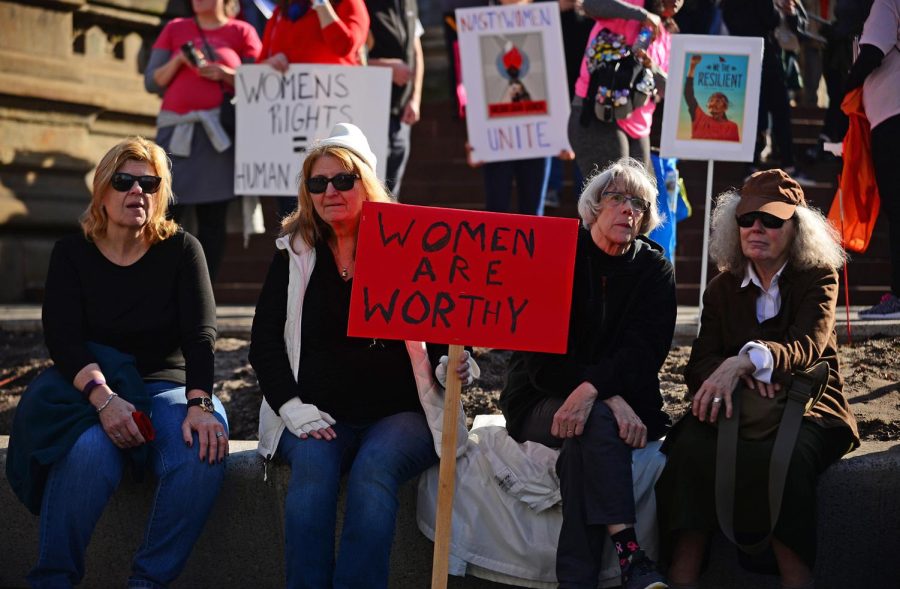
[435,351,481,387]
[279,397,336,437]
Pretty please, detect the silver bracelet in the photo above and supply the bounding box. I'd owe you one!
[96,392,118,414]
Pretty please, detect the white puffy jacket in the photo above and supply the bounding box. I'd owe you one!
[256,233,468,461]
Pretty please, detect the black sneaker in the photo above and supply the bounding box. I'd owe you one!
[622,550,668,589]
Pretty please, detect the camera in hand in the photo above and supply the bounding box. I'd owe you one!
[181,41,206,67]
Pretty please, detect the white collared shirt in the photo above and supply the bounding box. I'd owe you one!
[737,261,788,383]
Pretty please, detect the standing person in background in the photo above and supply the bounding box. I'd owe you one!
[145,0,261,283]
[568,0,682,176]
[721,0,798,177]
[846,0,900,319]
[366,0,425,197]
[259,0,370,219]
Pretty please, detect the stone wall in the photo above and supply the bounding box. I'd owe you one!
[0,0,188,301]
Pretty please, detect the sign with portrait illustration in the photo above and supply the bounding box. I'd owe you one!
[232,64,391,195]
[660,35,763,162]
[347,202,579,353]
[455,3,571,163]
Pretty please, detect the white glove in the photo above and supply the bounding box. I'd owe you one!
[279,397,336,438]
[435,351,481,387]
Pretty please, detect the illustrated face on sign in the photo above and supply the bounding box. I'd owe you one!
[708,92,729,119]
[308,154,366,227]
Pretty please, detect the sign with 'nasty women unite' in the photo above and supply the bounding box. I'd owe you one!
[456,3,572,164]
[348,202,579,353]
[232,64,391,195]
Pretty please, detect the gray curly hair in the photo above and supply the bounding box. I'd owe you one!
[709,190,847,275]
[577,157,662,235]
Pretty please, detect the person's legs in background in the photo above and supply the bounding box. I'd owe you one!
[514,157,551,216]
[27,425,126,588]
[334,412,437,588]
[862,113,900,317]
[193,200,230,283]
[568,105,628,179]
[545,157,564,208]
[129,382,228,588]
[483,160,515,212]
[385,115,411,198]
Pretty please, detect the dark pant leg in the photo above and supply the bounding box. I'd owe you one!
[193,200,230,283]
[513,157,551,215]
[385,115,411,197]
[870,114,900,296]
[483,161,515,212]
[758,51,795,167]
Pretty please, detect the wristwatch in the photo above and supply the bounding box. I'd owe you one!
[187,396,214,413]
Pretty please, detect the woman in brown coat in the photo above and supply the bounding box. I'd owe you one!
[656,169,859,589]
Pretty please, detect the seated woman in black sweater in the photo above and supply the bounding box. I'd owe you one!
[249,123,477,589]
[7,136,226,588]
[500,157,676,589]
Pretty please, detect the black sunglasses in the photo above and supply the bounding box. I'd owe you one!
[306,173,360,194]
[111,173,162,194]
[736,211,790,229]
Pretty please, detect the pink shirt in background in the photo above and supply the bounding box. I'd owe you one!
[574,1,671,139]
[859,0,900,129]
[153,18,262,114]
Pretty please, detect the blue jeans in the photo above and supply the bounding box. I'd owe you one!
[483,157,551,215]
[27,381,228,589]
[277,411,438,589]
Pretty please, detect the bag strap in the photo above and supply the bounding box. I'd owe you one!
[193,17,229,97]
[715,361,829,553]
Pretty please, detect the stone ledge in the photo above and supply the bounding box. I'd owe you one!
[0,437,897,588]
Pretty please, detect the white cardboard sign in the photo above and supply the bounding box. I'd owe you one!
[660,35,763,162]
[456,4,571,163]
[233,64,391,195]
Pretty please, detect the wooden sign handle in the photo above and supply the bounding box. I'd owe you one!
[430,344,464,589]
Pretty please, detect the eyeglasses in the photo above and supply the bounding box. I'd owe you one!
[602,192,650,214]
[736,212,790,229]
[306,173,360,194]
[111,173,162,194]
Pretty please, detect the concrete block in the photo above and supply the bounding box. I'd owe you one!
[1,437,897,588]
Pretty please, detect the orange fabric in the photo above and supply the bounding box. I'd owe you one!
[828,87,881,253]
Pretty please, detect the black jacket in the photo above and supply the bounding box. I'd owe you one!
[500,229,676,441]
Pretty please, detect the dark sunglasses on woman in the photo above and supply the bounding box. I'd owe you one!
[111,173,162,194]
[736,211,790,229]
[306,173,360,194]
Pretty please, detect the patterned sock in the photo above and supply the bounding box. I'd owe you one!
[611,527,640,572]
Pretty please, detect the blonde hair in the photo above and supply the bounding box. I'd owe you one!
[709,190,847,274]
[577,157,662,235]
[281,145,392,250]
[80,136,177,244]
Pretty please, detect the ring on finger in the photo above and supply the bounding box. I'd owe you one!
[215,431,224,438]
[712,397,722,404]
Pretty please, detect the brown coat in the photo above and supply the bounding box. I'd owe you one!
[685,263,860,447]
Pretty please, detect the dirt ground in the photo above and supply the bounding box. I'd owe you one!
[1,330,898,442]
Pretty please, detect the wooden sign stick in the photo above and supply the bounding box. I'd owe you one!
[430,343,465,589]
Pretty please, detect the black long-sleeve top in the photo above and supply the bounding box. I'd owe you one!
[249,246,447,420]
[42,230,217,393]
[500,229,676,441]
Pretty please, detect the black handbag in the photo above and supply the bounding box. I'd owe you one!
[194,18,236,139]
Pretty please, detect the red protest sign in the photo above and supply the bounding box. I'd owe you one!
[348,202,578,353]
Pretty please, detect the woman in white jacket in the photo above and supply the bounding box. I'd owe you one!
[248,123,476,589]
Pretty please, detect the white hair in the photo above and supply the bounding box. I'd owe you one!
[577,157,662,235]
[709,190,848,274]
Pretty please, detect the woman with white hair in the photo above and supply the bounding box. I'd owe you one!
[500,157,676,589]
[656,169,859,589]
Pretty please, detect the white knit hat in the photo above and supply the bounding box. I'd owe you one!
[317,123,377,172]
